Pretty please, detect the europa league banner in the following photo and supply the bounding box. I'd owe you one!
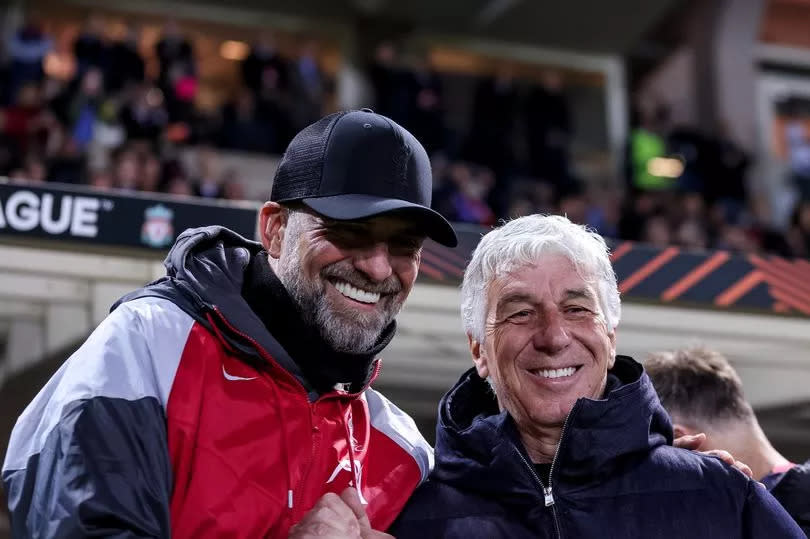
[0,180,260,251]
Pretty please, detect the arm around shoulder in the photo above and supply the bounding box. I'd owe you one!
[742,480,805,538]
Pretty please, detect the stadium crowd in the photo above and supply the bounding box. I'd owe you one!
[2,15,810,258]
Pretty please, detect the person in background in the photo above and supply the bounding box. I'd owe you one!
[646,347,810,534]
[242,32,289,96]
[72,15,106,77]
[628,101,675,192]
[465,66,519,217]
[6,16,51,104]
[120,83,169,141]
[155,20,195,97]
[526,70,573,194]
[289,38,323,132]
[105,24,145,93]
[401,53,445,157]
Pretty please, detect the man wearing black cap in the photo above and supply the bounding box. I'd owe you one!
[3,110,457,538]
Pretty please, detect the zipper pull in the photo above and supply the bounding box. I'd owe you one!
[543,486,555,507]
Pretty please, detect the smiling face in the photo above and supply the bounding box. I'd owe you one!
[261,203,423,353]
[471,253,617,431]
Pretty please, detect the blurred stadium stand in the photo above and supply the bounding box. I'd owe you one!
[1,180,809,453]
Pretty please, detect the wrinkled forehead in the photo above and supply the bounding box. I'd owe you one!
[485,255,599,308]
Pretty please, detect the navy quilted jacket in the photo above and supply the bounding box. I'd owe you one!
[391,356,804,539]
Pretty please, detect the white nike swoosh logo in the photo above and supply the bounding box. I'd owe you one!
[222,365,258,381]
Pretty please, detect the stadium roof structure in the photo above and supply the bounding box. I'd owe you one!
[57,0,681,54]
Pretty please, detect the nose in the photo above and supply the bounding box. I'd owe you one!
[353,243,393,283]
[532,310,571,354]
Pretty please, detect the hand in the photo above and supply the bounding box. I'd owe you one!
[288,489,363,538]
[673,433,754,478]
[289,488,394,539]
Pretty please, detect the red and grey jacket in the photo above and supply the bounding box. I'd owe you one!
[2,226,433,538]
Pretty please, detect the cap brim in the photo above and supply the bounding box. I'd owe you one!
[301,194,458,248]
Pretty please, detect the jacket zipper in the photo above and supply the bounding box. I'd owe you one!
[511,411,573,539]
[210,307,314,519]
[209,307,373,519]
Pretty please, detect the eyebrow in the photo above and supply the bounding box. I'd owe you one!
[562,288,596,303]
[495,288,595,310]
[495,292,534,313]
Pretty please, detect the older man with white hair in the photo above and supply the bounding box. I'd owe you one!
[390,214,803,538]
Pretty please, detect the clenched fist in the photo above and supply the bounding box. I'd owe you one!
[289,487,394,539]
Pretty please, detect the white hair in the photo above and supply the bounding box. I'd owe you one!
[460,214,621,343]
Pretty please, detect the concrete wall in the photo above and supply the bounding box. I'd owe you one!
[713,0,766,152]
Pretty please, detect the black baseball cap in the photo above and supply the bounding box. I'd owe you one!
[270,109,458,247]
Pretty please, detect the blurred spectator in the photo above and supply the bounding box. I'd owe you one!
[255,62,293,152]
[433,162,495,226]
[643,213,672,248]
[192,145,222,199]
[369,41,409,124]
[289,39,323,131]
[618,191,658,241]
[112,148,139,190]
[164,62,197,123]
[47,137,84,184]
[401,53,445,156]
[526,71,573,191]
[73,16,106,76]
[786,119,810,201]
[139,152,162,192]
[464,67,518,176]
[88,167,114,190]
[629,102,675,191]
[2,82,44,156]
[558,190,588,225]
[120,83,168,140]
[707,122,750,206]
[90,99,126,155]
[463,67,519,217]
[749,197,793,257]
[717,222,756,253]
[166,176,194,196]
[53,67,104,150]
[787,201,810,258]
[155,20,195,94]
[218,88,275,153]
[242,33,288,95]
[220,168,246,200]
[585,188,621,238]
[20,153,47,183]
[105,25,145,93]
[8,167,30,181]
[676,219,709,250]
[6,17,51,105]
[667,124,706,194]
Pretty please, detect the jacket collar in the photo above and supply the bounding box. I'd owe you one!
[114,226,392,397]
[432,356,673,506]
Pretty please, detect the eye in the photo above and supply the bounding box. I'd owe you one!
[565,305,591,316]
[391,237,423,255]
[508,309,532,321]
[327,226,366,246]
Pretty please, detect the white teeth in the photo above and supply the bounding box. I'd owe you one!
[334,281,381,304]
[533,367,577,379]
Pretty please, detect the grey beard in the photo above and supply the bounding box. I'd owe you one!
[274,214,401,353]
[277,261,387,353]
